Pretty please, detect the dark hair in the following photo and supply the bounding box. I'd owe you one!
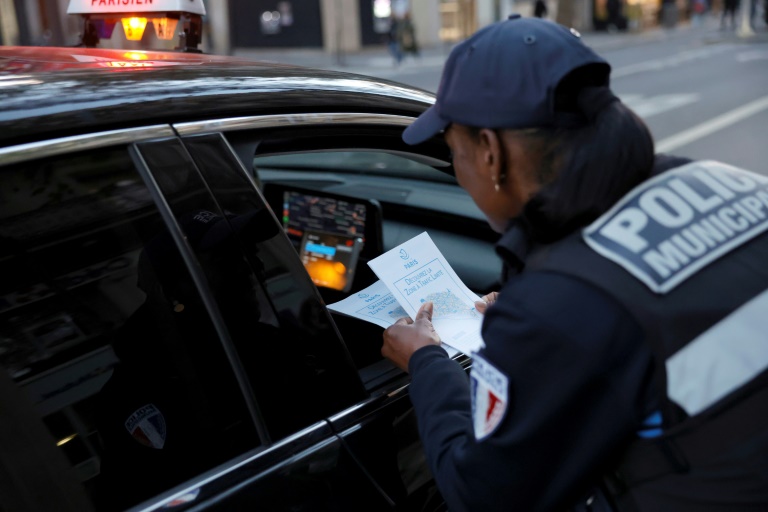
[519,69,655,243]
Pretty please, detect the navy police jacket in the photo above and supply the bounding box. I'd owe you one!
[407,158,768,511]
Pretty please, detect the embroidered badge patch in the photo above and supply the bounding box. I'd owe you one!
[125,403,167,449]
[471,354,508,441]
[583,161,768,293]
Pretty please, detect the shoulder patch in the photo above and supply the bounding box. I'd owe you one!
[471,354,508,441]
[583,161,768,293]
[125,403,167,449]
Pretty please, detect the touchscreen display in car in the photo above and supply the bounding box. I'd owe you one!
[279,189,370,292]
[298,231,363,292]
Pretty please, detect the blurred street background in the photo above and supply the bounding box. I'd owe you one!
[271,13,766,175]
[1,0,766,173]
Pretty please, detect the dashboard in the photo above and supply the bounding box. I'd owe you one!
[263,184,384,294]
[259,167,502,299]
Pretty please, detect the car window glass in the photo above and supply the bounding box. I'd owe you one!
[169,134,367,439]
[0,146,259,511]
[247,146,422,382]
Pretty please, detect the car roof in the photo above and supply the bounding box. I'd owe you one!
[0,47,435,147]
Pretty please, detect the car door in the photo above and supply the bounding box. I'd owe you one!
[173,113,491,511]
[0,127,399,512]
[125,132,408,512]
[0,128,262,511]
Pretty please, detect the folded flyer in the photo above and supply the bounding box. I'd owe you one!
[327,232,485,355]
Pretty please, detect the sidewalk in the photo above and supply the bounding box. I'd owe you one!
[231,17,768,76]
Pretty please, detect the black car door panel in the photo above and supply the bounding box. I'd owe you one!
[136,421,393,512]
[0,137,262,511]
[329,387,450,512]
[184,436,394,512]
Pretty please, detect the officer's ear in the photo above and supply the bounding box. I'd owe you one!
[476,128,505,185]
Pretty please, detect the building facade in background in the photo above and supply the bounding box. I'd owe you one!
[1,0,687,55]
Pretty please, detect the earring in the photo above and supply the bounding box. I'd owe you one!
[496,170,506,192]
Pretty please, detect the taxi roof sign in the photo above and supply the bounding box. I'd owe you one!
[67,0,206,16]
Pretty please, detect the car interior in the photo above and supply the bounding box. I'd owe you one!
[223,126,503,386]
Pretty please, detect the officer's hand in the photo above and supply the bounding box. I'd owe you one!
[474,291,499,315]
[382,302,441,372]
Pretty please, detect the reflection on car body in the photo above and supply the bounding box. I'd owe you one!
[0,46,500,511]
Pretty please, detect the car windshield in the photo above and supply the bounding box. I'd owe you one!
[253,151,456,184]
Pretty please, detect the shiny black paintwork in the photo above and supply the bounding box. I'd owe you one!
[0,47,435,148]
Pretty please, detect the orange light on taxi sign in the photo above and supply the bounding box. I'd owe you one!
[121,16,147,40]
[152,17,178,40]
[122,51,147,60]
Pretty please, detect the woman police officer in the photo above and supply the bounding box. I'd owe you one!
[382,15,768,512]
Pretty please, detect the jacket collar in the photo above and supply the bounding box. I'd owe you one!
[494,154,694,281]
[495,218,531,278]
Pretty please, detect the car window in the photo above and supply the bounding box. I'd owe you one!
[145,134,367,441]
[0,145,260,511]
[221,127,488,380]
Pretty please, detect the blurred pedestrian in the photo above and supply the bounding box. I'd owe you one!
[534,0,548,18]
[721,0,739,29]
[660,0,680,27]
[607,0,622,30]
[749,0,758,28]
[398,13,420,60]
[386,15,403,66]
[691,0,708,25]
[764,0,768,25]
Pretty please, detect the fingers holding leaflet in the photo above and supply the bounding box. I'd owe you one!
[474,291,499,315]
[382,302,441,372]
[394,316,414,326]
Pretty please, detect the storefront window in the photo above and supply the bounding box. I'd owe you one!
[439,0,476,42]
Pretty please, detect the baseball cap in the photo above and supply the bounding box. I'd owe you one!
[402,15,611,145]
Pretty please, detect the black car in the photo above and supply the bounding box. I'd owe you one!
[0,47,501,512]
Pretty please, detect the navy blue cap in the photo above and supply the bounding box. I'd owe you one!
[403,16,611,145]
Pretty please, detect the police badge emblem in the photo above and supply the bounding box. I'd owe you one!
[471,354,508,440]
[125,403,167,449]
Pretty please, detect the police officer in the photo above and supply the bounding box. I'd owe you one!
[382,16,768,512]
